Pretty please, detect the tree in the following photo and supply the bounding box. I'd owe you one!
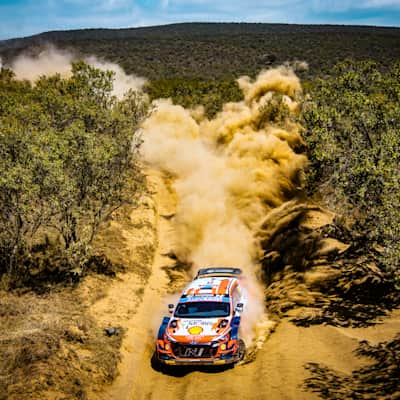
[0,62,148,287]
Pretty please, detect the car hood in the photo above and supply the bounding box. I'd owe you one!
[167,317,230,343]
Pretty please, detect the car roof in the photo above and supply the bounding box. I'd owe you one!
[178,276,239,304]
[195,267,242,278]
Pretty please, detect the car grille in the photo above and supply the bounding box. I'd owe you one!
[171,344,217,358]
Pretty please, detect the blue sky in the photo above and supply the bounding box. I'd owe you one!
[0,0,400,40]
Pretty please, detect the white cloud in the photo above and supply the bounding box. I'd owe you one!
[364,0,400,6]
[311,0,354,13]
[311,0,400,12]
[160,0,169,8]
[171,0,297,7]
[97,0,132,11]
[62,0,131,10]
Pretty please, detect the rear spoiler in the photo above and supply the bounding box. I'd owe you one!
[195,267,242,278]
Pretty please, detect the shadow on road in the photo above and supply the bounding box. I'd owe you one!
[150,351,234,377]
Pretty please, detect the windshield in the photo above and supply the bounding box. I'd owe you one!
[175,301,230,318]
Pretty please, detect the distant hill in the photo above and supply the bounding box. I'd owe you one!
[1,22,399,80]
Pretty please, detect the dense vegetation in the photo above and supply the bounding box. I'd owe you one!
[0,62,147,288]
[1,23,400,80]
[0,22,398,288]
[302,61,400,283]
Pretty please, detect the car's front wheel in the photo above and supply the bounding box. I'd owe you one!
[238,339,246,361]
[151,349,164,372]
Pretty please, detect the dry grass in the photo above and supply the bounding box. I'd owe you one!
[0,290,120,399]
[0,197,155,400]
[0,193,157,398]
[0,288,124,400]
[92,194,157,281]
[0,184,159,399]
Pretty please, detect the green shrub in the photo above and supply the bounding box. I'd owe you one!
[302,60,400,281]
[0,62,148,287]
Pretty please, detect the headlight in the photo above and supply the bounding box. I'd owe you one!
[219,319,229,328]
[165,333,176,342]
[217,332,229,342]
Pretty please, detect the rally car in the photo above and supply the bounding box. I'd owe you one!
[155,267,246,366]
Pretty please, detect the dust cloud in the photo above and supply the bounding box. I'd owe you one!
[85,55,147,98]
[141,66,307,349]
[8,45,146,98]
[11,46,73,80]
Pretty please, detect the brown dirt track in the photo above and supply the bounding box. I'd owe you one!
[92,170,400,400]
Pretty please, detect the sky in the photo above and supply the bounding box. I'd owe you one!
[0,0,400,40]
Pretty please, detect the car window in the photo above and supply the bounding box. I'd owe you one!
[175,301,230,318]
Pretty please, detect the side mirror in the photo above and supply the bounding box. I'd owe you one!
[235,303,244,313]
[168,304,174,314]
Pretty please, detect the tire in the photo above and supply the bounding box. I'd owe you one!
[238,339,246,361]
[151,350,163,372]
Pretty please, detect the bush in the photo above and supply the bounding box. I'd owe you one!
[0,62,148,287]
[302,60,400,281]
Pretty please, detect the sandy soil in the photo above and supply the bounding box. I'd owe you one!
[96,169,177,400]
[92,170,400,400]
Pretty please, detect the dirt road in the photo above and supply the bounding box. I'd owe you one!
[98,171,400,400]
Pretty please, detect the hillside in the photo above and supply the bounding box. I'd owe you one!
[1,22,400,80]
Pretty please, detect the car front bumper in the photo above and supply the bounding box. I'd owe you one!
[157,352,241,366]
